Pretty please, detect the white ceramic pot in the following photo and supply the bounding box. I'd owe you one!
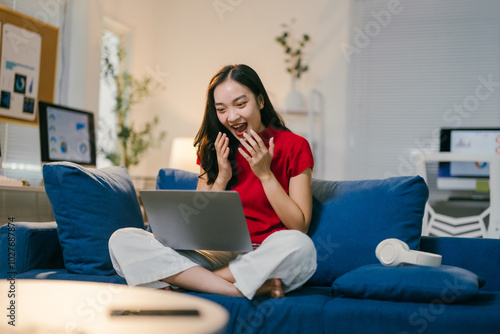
[284,78,305,112]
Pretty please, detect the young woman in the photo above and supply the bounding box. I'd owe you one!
[109,64,317,299]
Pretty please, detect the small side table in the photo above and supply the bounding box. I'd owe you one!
[0,279,228,334]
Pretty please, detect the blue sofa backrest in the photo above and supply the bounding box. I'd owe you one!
[156,168,199,190]
[156,168,429,286]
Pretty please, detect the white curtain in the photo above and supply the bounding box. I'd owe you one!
[345,0,500,181]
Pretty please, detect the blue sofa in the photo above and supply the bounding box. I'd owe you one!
[1,165,500,333]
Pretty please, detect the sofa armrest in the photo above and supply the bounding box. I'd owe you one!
[0,221,64,278]
[420,236,500,291]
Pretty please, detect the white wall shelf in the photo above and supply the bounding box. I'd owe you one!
[280,89,324,178]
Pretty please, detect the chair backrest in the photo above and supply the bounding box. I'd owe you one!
[415,153,500,239]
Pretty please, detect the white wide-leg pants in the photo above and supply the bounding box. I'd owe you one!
[109,228,317,299]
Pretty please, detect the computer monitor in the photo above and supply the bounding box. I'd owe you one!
[438,128,500,191]
[38,101,96,167]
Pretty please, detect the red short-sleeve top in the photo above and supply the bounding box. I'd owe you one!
[230,126,314,245]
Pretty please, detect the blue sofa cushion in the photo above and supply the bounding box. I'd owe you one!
[307,176,429,286]
[323,290,500,333]
[43,162,145,276]
[332,264,485,303]
[190,286,334,333]
[156,168,198,190]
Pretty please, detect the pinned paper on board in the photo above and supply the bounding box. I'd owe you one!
[0,23,42,121]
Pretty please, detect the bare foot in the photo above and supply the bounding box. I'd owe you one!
[255,278,284,298]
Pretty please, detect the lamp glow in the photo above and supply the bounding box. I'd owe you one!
[169,137,199,174]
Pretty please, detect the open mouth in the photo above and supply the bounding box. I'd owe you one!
[232,123,248,136]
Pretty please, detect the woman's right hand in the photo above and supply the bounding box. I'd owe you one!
[214,132,232,185]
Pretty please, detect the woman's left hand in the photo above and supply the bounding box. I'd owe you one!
[238,130,275,181]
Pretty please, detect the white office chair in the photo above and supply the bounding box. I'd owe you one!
[415,153,500,239]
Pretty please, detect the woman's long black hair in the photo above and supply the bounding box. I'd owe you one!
[194,64,289,189]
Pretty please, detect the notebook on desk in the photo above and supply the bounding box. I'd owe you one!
[140,190,253,252]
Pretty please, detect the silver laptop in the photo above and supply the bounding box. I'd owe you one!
[140,190,253,252]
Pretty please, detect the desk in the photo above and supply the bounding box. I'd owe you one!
[0,185,54,221]
[0,279,228,334]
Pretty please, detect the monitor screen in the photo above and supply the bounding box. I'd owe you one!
[438,128,500,190]
[39,101,96,166]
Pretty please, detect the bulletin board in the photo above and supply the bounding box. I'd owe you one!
[0,4,59,126]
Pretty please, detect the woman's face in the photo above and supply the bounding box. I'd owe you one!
[213,79,265,139]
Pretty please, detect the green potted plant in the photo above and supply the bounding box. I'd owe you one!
[100,44,165,169]
[275,19,311,112]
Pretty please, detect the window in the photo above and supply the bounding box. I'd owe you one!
[344,0,500,181]
[97,28,122,168]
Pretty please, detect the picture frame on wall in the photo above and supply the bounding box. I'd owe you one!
[0,4,59,126]
[0,23,42,122]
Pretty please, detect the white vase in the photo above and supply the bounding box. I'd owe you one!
[284,78,305,113]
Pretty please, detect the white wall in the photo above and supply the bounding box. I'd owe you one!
[100,0,350,180]
[1,0,351,180]
[62,0,103,113]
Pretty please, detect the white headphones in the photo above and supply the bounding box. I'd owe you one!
[375,238,442,267]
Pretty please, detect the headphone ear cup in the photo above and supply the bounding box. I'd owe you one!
[375,238,409,266]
